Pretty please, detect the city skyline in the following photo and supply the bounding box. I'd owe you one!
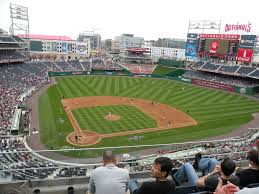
[0,0,258,40]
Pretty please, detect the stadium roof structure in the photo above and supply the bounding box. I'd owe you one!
[126,47,150,53]
[191,60,259,80]
[18,34,74,41]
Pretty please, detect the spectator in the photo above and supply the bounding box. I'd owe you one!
[236,150,259,187]
[193,152,220,173]
[214,178,240,194]
[129,157,175,194]
[234,187,259,194]
[88,150,129,194]
[173,157,239,192]
[214,178,259,194]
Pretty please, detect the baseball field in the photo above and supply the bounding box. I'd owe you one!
[38,75,259,157]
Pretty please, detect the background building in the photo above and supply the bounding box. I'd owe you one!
[19,34,91,60]
[150,38,185,49]
[142,41,185,61]
[78,32,101,50]
[253,36,259,65]
[112,34,144,53]
[103,39,112,51]
[150,47,185,60]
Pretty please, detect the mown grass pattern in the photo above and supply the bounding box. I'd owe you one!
[38,76,259,157]
[72,105,157,133]
[152,66,177,75]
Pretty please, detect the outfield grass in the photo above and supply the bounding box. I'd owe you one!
[152,66,177,75]
[72,105,156,133]
[38,76,259,157]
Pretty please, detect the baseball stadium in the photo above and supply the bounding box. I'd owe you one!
[1,2,259,194]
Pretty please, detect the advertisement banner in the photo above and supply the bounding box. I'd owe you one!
[72,71,83,75]
[239,35,257,48]
[209,39,220,53]
[228,41,238,55]
[187,33,198,39]
[126,48,150,52]
[67,43,73,52]
[186,38,198,45]
[52,42,57,52]
[76,42,87,54]
[180,77,192,83]
[186,56,197,61]
[205,39,229,55]
[235,86,254,95]
[192,79,235,92]
[61,42,68,53]
[186,33,198,61]
[224,23,251,33]
[237,48,253,63]
[199,34,240,40]
[185,44,197,57]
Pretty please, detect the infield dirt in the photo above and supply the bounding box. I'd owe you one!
[62,96,197,146]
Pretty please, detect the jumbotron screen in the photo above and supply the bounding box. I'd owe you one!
[204,39,230,55]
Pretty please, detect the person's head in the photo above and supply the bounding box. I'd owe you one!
[151,157,173,180]
[247,149,259,167]
[220,157,236,177]
[102,150,116,165]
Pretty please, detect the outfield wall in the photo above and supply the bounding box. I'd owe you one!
[48,70,133,77]
[191,79,235,92]
[47,71,257,95]
[191,78,256,95]
[158,59,185,67]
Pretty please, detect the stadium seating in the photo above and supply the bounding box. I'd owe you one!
[121,63,157,74]
[55,167,87,178]
[218,65,239,73]
[202,62,220,71]
[0,52,25,61]
[0,137,58,180]
[11,36,24,42]
[183,70,259,87]
[91,58,123,71]
[0,128,257,181]
[0,35,24,43]
[191,60,259,82]
[250,70,259,77]
[0,36,15,42]
[192,61,205,68]
[68,60,84,71]
[0,58,259,192]
[0,43,20,48]
[81,61,91,70]
[237,66,256,76]
[55,61,75,72]
[174,185,199,194]
[0,62,48,134]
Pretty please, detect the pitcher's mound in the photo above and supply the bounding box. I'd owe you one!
[105,114,121,121]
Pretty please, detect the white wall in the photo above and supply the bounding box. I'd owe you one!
[146,46,185,60]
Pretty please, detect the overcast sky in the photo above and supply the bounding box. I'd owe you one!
[0,0,258,40]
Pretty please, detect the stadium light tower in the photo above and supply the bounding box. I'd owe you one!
[188,20,221,34]
[9,3,30,50]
